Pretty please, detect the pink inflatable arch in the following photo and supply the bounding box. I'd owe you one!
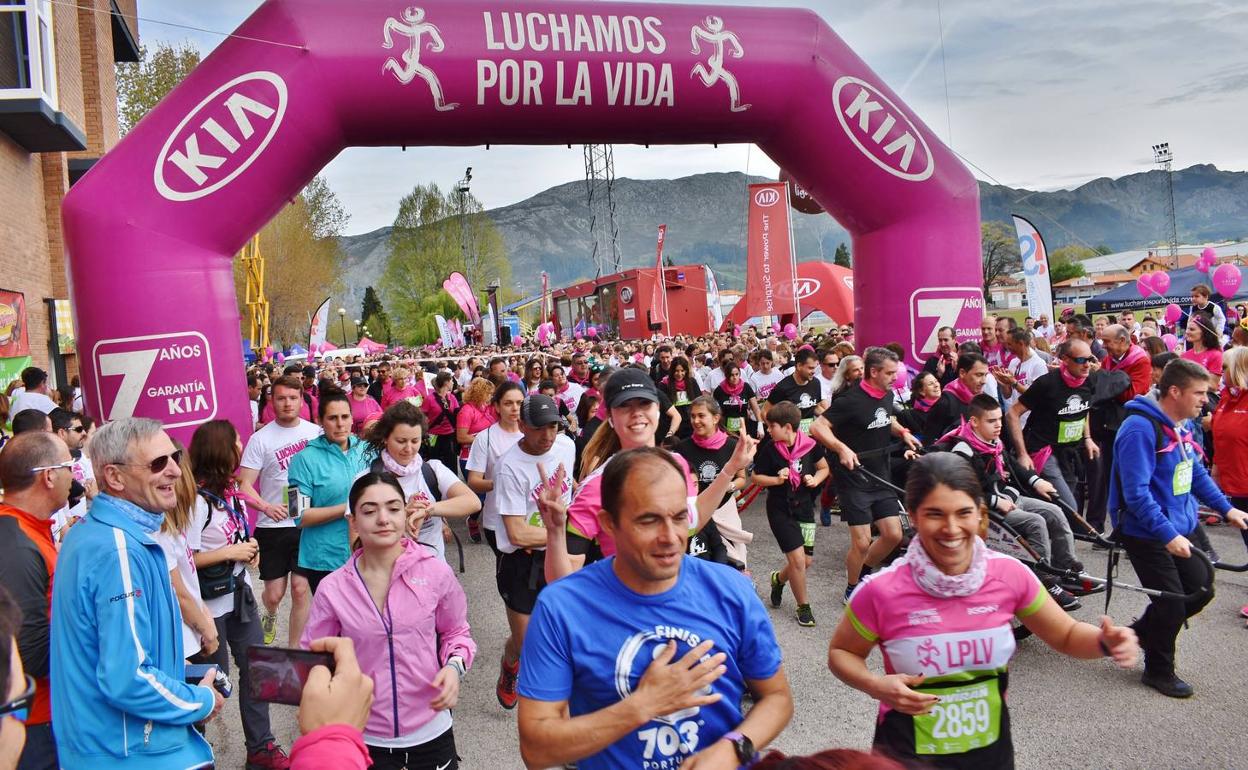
[63,0,981,439]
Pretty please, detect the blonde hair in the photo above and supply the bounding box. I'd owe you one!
[463,377,494,407]
[578,419,621,481]
[1223,346,1248,390]
[163,442,196,535]
[391,366,412,381]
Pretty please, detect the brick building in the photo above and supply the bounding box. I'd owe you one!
[0,0,138,390]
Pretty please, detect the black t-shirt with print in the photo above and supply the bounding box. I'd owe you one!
[1019,370,1093,453]
[767,374,823,430]
[674,435,737,564]
[821,383,898,484]
[754,437,822,520]
[714,382,756,434]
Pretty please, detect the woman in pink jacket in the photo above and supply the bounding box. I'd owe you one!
[301,471,475,770]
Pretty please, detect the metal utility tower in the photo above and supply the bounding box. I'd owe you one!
[455,166,473,284]
[583,144,621,276]
[239,235,270,354]
[1152,142,1179,266]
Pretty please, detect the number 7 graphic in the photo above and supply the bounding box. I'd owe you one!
[915,297,965,356]
[98,349,160,420]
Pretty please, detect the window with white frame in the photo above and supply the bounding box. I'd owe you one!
[0,0,57,107]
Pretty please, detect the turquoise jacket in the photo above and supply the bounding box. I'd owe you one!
[51,493,215,770]
[288,434,368,571]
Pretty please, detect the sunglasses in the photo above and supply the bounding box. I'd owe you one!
[0,676,35,724]
[30,460,75,473]
[119,449,183,474]
[1066,356,1094,365]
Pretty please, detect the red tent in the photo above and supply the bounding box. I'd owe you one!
[723,261,854,329]
[357,337,387,354]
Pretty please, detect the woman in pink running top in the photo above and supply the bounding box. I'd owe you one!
[828,453,1138,770]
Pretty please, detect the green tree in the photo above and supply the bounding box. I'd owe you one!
[303,175,350,239]
[1050,260,1087,284]
[1093,244,1114,256]
[833,242,851,267]
[116,42,201,134]
[382,183,510,338]
[360,286,392,344]
[1049,245,1097,268]
[981,221,1020,296]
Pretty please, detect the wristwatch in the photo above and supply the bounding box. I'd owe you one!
[721,731,757,766]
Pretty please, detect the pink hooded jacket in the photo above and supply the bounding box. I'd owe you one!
[301,538,476,742]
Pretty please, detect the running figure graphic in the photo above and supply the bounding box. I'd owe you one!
[915,638,944,675]
[690,16,750,112]
[382,6,459,111]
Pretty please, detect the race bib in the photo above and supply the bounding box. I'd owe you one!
[799,521,816,549]
[799,417,814,435]
[913,678,1002,756]
[675,390,690,406]
[726,416,743,433]
[1057,419,1083,444]
[1173,459,1193,496]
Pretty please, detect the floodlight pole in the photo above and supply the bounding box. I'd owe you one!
[1152,142,1179,267]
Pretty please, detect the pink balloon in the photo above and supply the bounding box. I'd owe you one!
[514,336,526,346]
[574,333,583,340]
[1213,263,1242,297]
[1152,271,1171,294]
[772,321,782,333]
[1196,257,1212,273]
[587,326,598,338]
[1161,333,1178,352]
[1135,274,1154,298]
[783,322,798,340]
[1202,247,1217,262]
[1164,303,1182,324]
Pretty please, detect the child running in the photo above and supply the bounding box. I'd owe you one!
[751,400,830,626]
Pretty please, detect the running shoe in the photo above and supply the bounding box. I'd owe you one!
[497,657,520,710]
[261,611,278,646]
[843,584,857,605]
[1240,604,1248,619]
[820,508,832,527]
[467,513,483,544]
[245,741,291,770]
[1140,672,1194,699]
[769,571,784,608]
[795,604,816,627]
[1046,581,1082,612]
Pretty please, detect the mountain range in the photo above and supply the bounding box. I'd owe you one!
[337,164,1248,307]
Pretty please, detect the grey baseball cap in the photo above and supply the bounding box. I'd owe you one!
[521,394,568,428]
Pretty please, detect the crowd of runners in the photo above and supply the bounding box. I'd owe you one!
[1,293,1247,769]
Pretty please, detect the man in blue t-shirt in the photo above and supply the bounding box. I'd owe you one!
[517,447,792,769]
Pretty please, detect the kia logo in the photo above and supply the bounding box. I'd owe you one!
[794,278,820,300]
[832,76,934,182]
[154,71,288,202]
[754,188,781,207]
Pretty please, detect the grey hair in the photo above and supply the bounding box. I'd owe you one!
[1104,324,1130,342]
[862,346,899,376]
[89,417,167,469]
[830,355,863,394]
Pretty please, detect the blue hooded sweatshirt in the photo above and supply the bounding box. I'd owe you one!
[1109,396,1230,543]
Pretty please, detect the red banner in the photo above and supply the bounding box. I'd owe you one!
[743,183,798,318]
[651,224,668,329]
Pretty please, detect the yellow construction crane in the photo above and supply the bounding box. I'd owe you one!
[240,235,270,354]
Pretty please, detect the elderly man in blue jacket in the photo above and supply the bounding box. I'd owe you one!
[51,418,222,769]
[1110,358,1248,698]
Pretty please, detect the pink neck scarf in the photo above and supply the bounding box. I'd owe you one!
[938,419,1005,478]
[913,397,937,413]
[775,432,816,488]
[1060,367,1088,389]
[692,430,728,450]
[860,380,886,399]
[380,449,421,477]
[944,378,976,404]
[719,377,745,397]
[906,535,988,598]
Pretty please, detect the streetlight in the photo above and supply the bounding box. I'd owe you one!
[337,307,347,346]
[456,167,473,284]
[353,318,361,340]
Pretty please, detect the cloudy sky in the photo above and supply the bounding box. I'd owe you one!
[143,0,1248,235]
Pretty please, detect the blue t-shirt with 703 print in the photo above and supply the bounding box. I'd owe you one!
[518,555,783,769]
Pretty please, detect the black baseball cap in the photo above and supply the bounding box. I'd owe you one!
[350,376,368,388]
[602,368,660,408]
[301,365,316,378]
[521,394,568,428]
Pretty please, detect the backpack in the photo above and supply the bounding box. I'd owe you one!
[367,457,464,573]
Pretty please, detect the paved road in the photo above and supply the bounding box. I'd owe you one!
[209,507,1248,769]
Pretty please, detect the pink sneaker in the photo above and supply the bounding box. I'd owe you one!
[1240,604,1248,619]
